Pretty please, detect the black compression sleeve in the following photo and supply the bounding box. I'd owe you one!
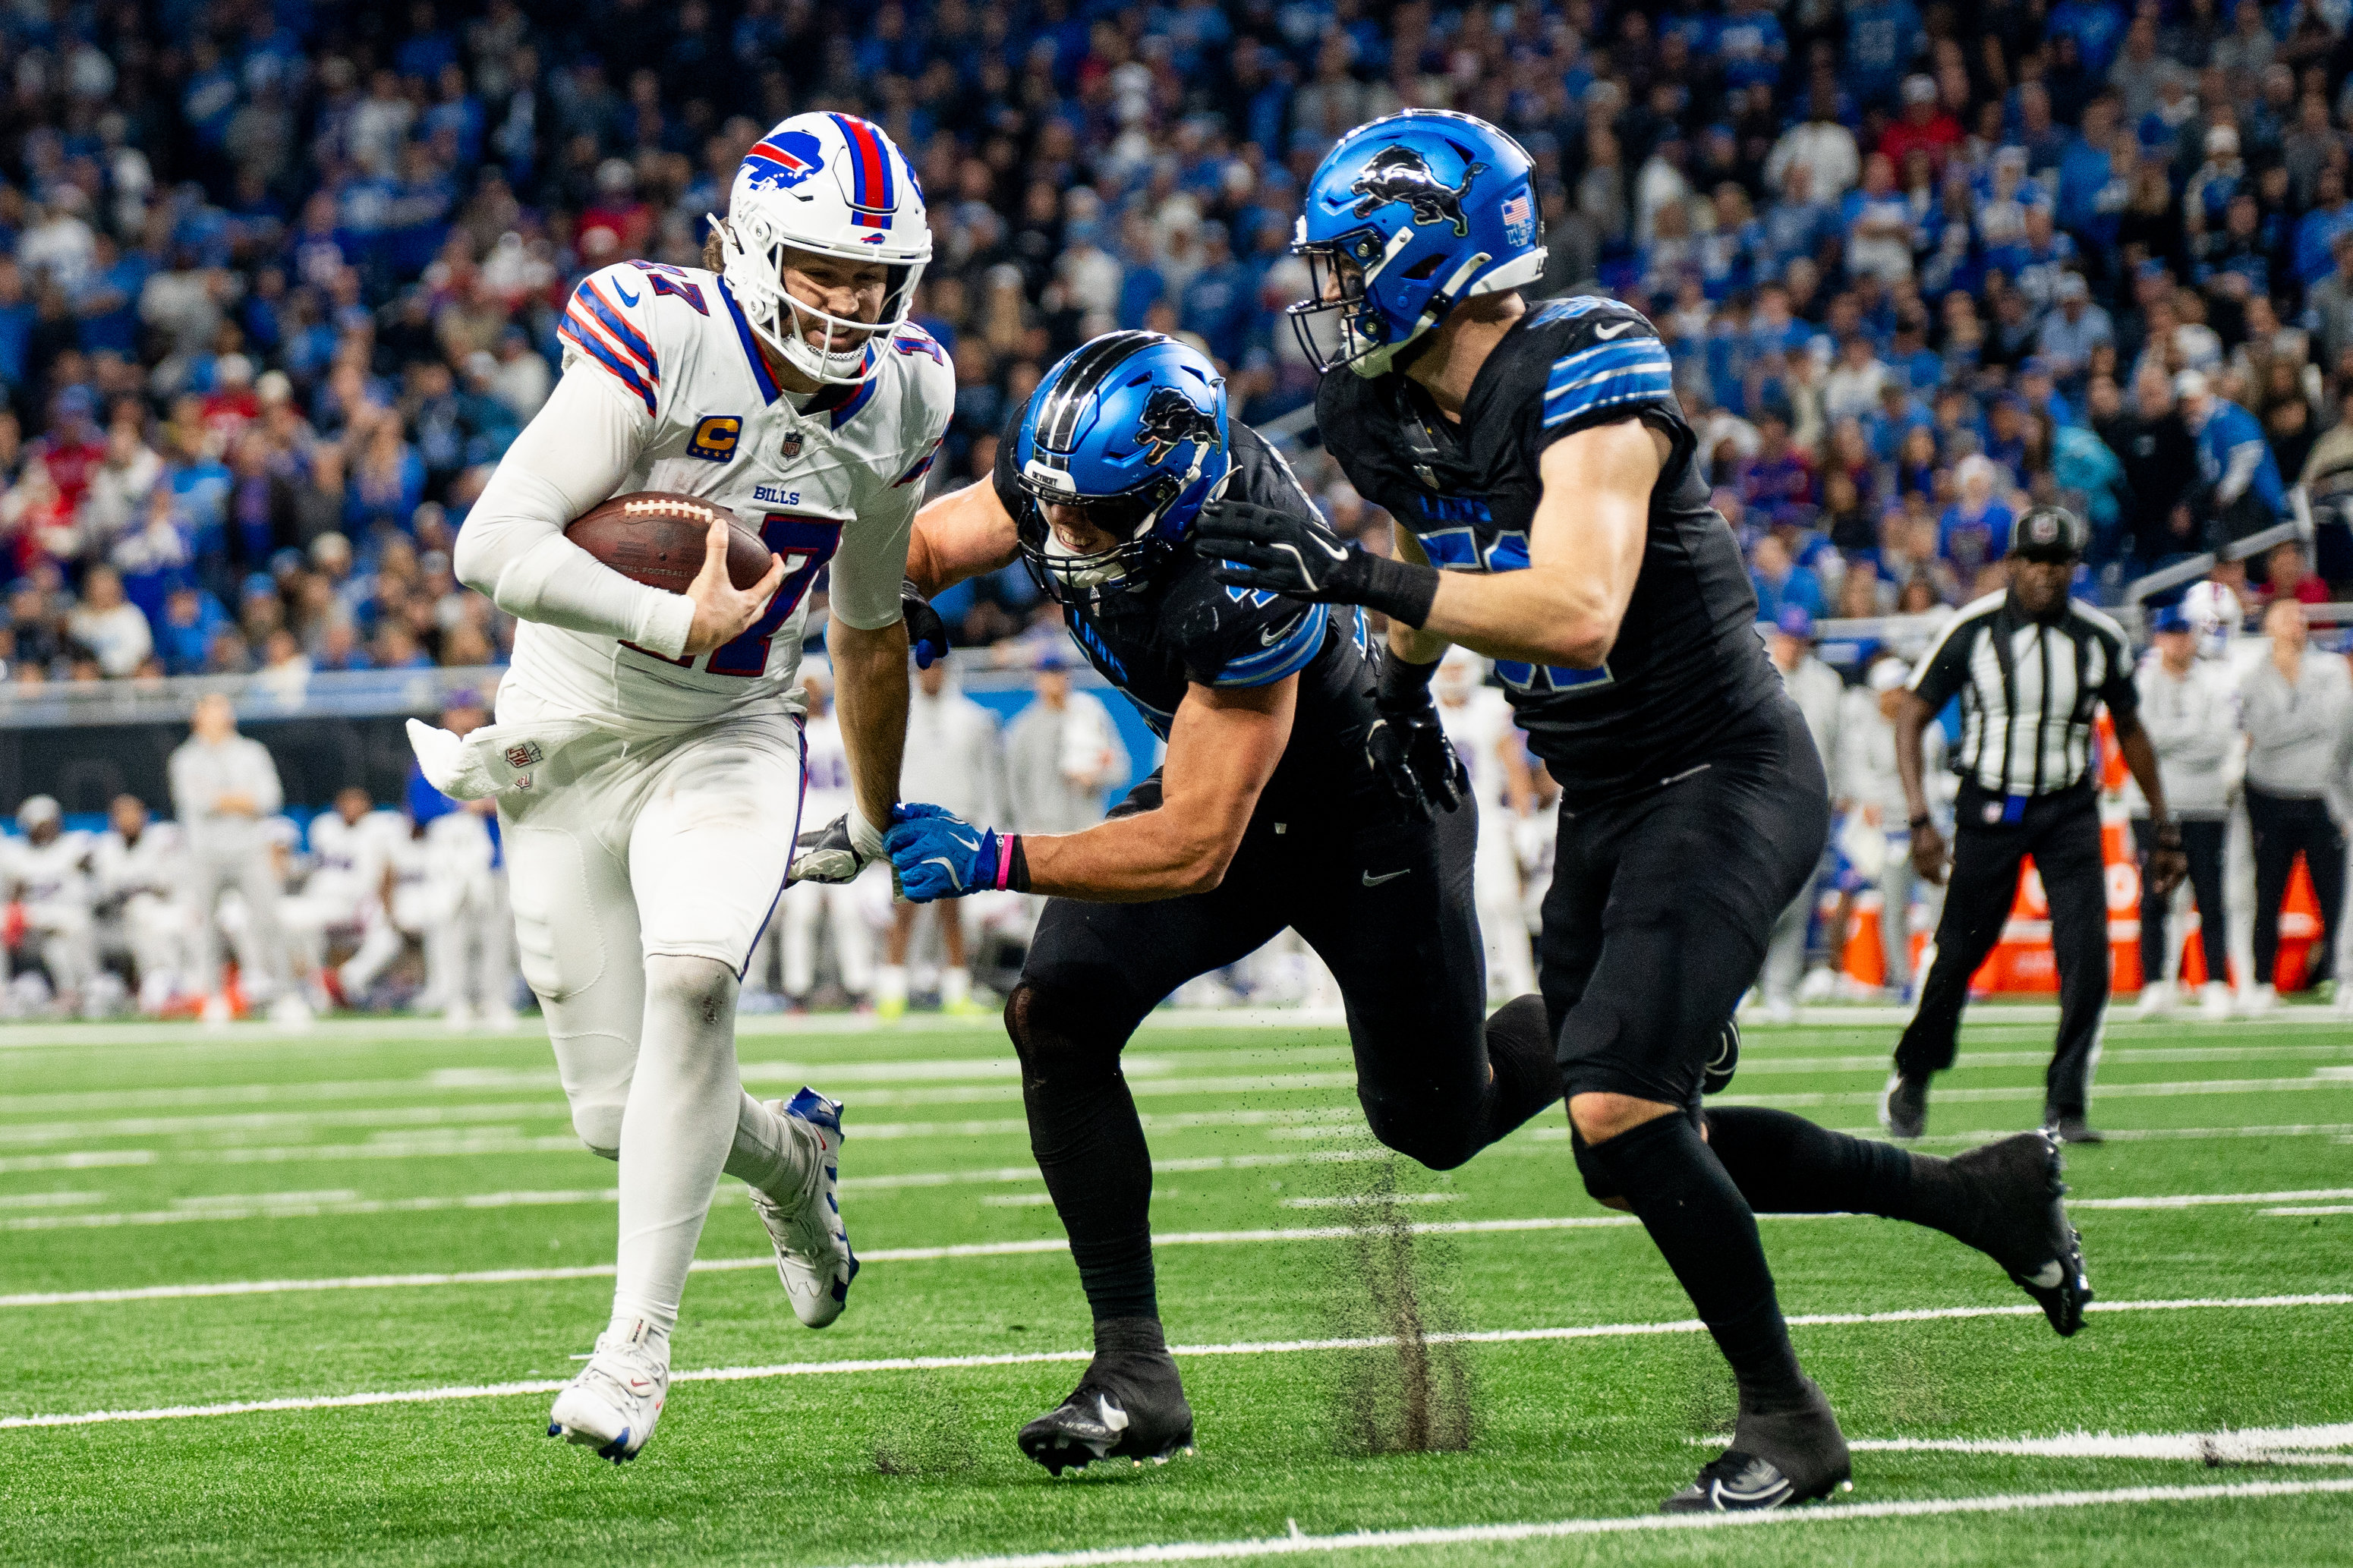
[1356,553,1441,629]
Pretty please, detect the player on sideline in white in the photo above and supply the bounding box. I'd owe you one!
[2,796,97,1015]
[764,660,880,1009]
[411,112,952,1465]
[1432,646,1540,999]
[92,794,192,1015]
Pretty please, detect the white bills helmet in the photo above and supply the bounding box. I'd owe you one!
[713,113,931,386]
[2180,579,2243,661]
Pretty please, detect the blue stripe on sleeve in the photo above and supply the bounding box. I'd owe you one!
[576,283,658,381]
[558,319,657,414]
[1545,338,1673,396]
[1214,605,1327,687]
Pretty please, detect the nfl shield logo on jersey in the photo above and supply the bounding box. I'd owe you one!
[505,740,544,770]
[778,428,805,460]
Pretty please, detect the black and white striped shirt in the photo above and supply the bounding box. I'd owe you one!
[1908,591,2139,799]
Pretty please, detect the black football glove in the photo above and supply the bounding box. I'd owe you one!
[1196,499,1440,627]
[1368,651,1469,820]
[902,580,950,669]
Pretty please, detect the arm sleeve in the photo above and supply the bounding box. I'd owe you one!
[451,367,696,660]
[167,746,204,820]
[825,480,920,631]
[2216,438,2264,505]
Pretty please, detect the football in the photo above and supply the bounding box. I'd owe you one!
[564,491,773,594]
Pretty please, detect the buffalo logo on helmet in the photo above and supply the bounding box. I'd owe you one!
[1133,386,1222,464]
[742,129,826,194]
[1348,145,1488,238]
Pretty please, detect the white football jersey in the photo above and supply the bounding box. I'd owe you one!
[5,831,93,908]
[801,707,853,823]
[502,260,954,729]
[304,810,395,915]
[92,822,182,902]
[1438,687,1521,813]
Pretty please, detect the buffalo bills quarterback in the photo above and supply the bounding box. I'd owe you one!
[1196,109,2095,1512]
[888,330,1564,1473]
[412,112,953,1463]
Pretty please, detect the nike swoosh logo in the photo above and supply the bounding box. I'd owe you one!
[1261,616,1303,646]
[613,282,641,306]
[1593,320,1637,338]
[1362,868,1410,886]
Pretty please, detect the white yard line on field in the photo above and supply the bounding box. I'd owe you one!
[1836,1422,2353,1463]
[3,1298,2348,1429]
[10,1072,2346,1151]
[811,1479,2353,1568]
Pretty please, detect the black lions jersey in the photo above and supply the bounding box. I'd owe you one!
[992,400,1385,810]
[1317,294,1782,805]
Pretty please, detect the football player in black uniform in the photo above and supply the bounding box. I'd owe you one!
[1197,110,2095,1513]
[884,329,1564,1474]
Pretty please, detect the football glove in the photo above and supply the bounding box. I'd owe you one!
[1195,499,1439,628]
[884,803,1028,902]
[902,580,950,669]
[1368,656,1468,820]
[789,809,886,885]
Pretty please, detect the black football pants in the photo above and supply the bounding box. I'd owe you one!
[2247,788,2346,989]
[1009,776,1561,1324]
[1896,782,2110,1122]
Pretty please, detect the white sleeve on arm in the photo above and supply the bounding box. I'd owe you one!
[452,367,697,660]
[247,741,283,817]
[827,482,919,631]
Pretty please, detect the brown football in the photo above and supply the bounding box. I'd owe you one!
[564,491,772,594]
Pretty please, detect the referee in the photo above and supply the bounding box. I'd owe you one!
[1882,507,2187,1144]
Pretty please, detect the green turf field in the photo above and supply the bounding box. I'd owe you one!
[2,1005,2351,1566]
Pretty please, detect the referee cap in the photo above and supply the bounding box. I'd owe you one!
[2012,505,2089,564]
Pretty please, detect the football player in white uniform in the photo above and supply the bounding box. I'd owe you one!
[287,788,394,1009]
[415,112,953,1463]
[764,660,879,1008]
[92,794,191,1014]
[3,796,97,1015]
[1432,647,1539,999]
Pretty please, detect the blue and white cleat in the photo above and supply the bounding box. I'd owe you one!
[547,1318,668,1464]
[750,1087,859,1328]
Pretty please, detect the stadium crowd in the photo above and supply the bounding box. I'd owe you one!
[0,0,2349,685]
[4,0,2353,1019]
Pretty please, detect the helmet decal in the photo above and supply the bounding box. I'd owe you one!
[1135,385,1223,464]
[828,112,896,226]
[1349,145,1486,237]
[742,130,825,194]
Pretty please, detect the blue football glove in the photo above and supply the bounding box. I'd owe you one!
[902,581,950,669]
[885,802,1027,902]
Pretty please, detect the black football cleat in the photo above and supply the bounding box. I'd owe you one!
[1951,1128,2093,1336]
[1703,1017,1740,1094]
[1018,1333,1194,1476]
[2046,1115,2105,1145]
[1662,1378,1851,1513]
[1879,1069,1929,1139]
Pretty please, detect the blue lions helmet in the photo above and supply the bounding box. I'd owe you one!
[1011,331,1231,602]
[1290,110,1545,378]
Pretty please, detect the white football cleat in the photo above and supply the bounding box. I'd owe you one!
[548,1318,669,1464]
[2201,981,2233,1021]
[269,994,313,1028]
[748,1088,858,1328]
[200,993,233,1025]
[2241,983,2278,1016]
[2135,980,2174,1019]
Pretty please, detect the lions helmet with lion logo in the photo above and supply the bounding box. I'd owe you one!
[1291,110,1545,378]
[1011,332,1231,602]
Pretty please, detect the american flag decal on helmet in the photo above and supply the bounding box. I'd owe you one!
[1500,191,1535,250]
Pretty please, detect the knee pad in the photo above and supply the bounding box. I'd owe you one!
[644,953,737,1025]
[1362,1095,1479,1172]
[1570,1127,1617,1204]
[1004,981,1125,1085]
[569,1097,624,1161]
